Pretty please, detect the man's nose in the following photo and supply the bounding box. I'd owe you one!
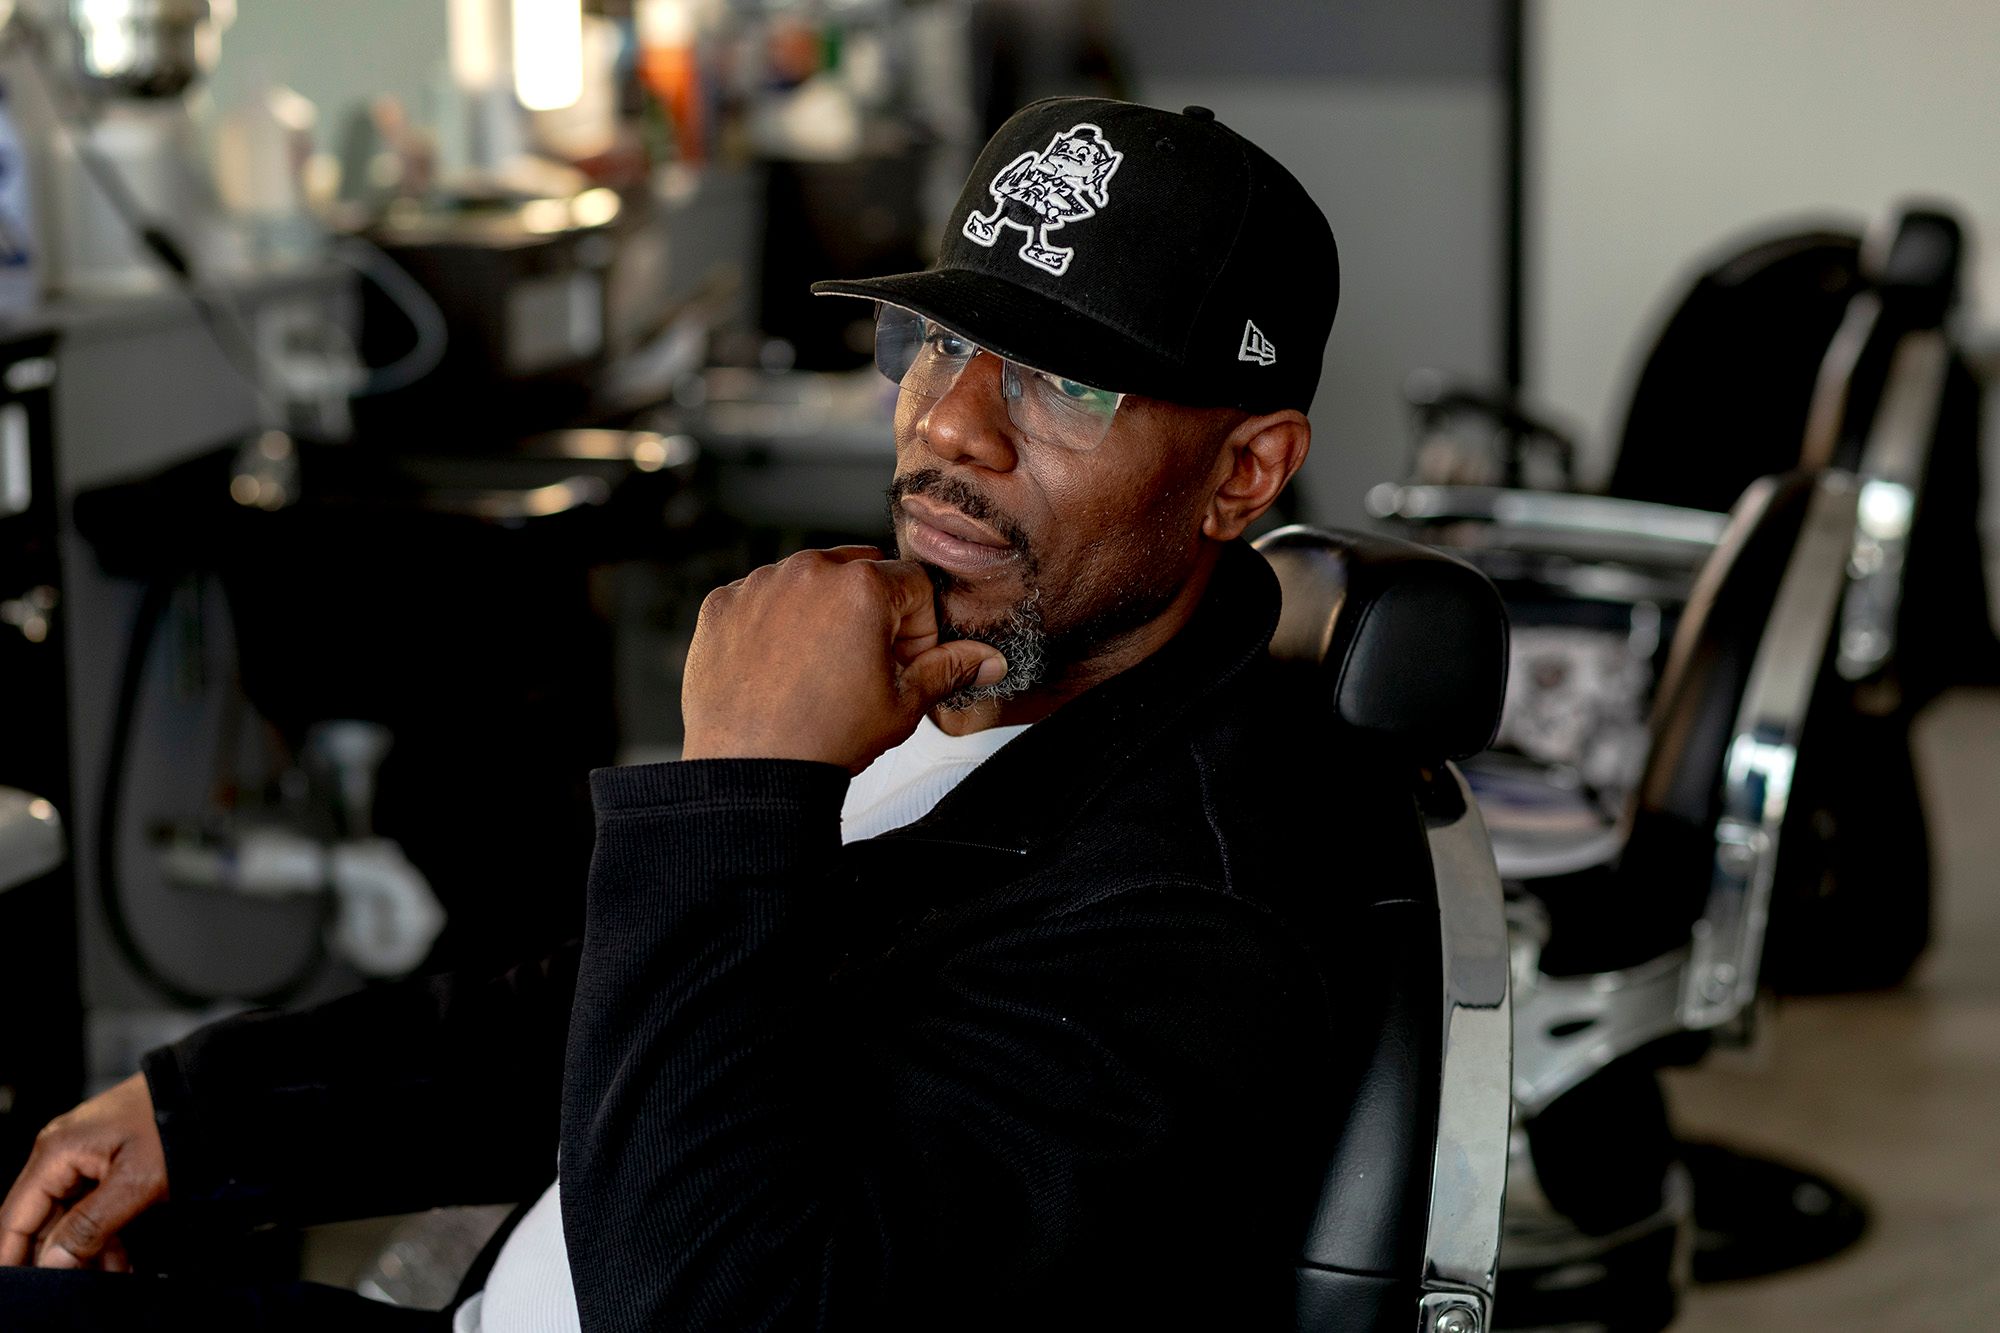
[915,354,1019,473]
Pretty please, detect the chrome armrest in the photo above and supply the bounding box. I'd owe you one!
[1,788,65,896]
[1416,764,1513,1333]
[1367,485,1729,574]
[1685,470,1859,1025]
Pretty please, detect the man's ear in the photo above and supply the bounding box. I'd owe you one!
[1201,409,1312,542]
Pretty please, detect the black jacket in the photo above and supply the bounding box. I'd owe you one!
[143,541,1419,1329]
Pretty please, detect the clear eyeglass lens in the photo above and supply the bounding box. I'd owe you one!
[872,304,1121,450]
[1001,363,1121,448]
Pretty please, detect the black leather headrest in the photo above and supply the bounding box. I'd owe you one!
[1255,525,1509,763]
[1866,205,1962,327]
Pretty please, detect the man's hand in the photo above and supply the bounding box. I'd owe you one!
[0,1074,165,1270]
[681,547,1006,773]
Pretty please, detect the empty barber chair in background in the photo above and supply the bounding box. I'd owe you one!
[1765,207,1990,992]
[1255,527,1512,1333]
[1376,203,1997,995]
[1485,471,1860,1330]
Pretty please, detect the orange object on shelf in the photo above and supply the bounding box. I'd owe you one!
[639,32,705,164]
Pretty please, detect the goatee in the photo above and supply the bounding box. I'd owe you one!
[888,470,1051,708]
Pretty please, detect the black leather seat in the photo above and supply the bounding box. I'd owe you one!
[1252,527,1512,1333]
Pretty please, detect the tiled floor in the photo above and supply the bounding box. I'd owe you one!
[1671,688,2000,1330]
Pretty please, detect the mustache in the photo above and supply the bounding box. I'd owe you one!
[886,469,1033,558]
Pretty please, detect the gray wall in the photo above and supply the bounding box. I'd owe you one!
[206,1,450,137]
[1114,0,1507,527]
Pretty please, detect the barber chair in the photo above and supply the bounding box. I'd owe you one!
[1479,469,1861,1329]
[1375,205,1993,994]
[1253,527,1513,1333]
[327,528,1519,1325]
[335,527,1520,1330]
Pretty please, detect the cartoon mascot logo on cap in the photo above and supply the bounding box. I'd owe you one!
[962,123,1123,277]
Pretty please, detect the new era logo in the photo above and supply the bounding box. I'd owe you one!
[1238,320,1276,367]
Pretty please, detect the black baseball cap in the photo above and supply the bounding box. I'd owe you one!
[811,96,1340,415]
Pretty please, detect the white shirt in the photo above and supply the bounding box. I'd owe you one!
[454,717,1030,1333]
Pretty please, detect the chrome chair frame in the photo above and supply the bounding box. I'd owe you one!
[1415,765,1513,1333]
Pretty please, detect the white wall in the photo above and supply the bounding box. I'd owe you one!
[1528,0,2000,482]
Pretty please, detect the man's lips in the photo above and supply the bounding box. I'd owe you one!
[898,496,1018,575]
[899,496,1009,547]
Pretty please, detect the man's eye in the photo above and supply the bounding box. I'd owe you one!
[923,324,974,358]
[1055,378,1105,403]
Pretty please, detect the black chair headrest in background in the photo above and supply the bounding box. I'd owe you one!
[1255,526,1509,764]
[1865,205,1963,329]
[1606,227,1862,512]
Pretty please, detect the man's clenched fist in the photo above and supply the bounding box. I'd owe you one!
[0,1074,165,1271]
[680,547,1006,773]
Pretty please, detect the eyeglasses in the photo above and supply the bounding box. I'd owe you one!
[873,302,1126,451]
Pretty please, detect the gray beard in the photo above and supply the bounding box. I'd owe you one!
[933,584,1049,711]
[889,468,1190,714]
[891,469,1054,711]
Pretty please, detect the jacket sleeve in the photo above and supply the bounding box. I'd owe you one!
[560,759,1327,1332]
[140,941,580,1227]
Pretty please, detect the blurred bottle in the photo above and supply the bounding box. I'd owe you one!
[638,0,705,164]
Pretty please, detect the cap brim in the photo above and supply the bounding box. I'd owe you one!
[811,268,1199,405]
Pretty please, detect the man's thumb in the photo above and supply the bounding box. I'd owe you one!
[904,641,1007,704]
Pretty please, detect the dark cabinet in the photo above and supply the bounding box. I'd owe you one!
[0,330,82,1172]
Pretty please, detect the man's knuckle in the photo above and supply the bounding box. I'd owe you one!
[838,566,884,608]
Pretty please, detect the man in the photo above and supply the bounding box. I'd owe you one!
[1,98,1383,1330]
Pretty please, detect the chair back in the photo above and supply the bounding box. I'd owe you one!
[1608,230,1861,512]
[1255,527,1512,1333]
